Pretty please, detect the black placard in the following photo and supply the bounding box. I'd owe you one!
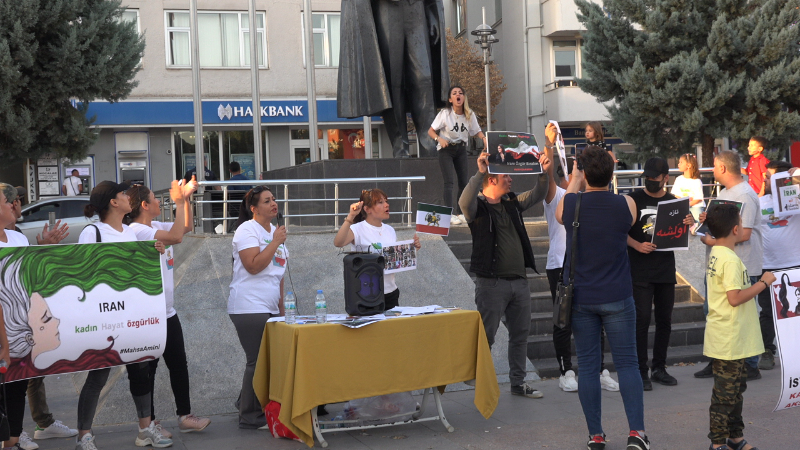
[651,197,691,251]
[694,199,744,237]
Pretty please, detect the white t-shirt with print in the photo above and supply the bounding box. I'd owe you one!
[0,230,29,247]
[129,221,177,318]
[430,108,481,150]
[78,222,138,243]
[670,175,706,208]
[350,220,398,293]
[760,195,800,270]
[63,176,82,196]
[543,186,567,270]
[229,220,288,315]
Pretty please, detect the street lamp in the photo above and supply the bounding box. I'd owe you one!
[471,7,499,131]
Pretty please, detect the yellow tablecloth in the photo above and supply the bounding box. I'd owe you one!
[253,310,500,447]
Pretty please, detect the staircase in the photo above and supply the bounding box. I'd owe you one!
[443,219,707,379]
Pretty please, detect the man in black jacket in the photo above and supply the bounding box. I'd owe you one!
[459,151,551,398]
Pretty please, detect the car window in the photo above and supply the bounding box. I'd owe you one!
[62,200,90,218]
[22,202,60,222]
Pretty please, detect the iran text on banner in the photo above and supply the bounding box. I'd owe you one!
[416,203,452,236]
[769,267,800,411]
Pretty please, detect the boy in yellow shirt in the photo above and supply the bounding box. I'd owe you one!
[704,204,776,450]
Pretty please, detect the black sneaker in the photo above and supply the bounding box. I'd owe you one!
[694,361,714,378]
[587,434,606,450]
[510,382,543,398]
[651,368,678,386]
[745,364,762,380]
[627,431,650,449]
[641,373,653,391]
[758,350,775,370]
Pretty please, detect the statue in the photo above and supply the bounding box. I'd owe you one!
[337,0,450,158]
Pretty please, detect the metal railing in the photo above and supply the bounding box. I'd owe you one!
[612,167,720,200]
[155,177,425,234]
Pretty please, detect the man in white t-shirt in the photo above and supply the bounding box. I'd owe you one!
[62,170,83,196]
[756,161,800,370]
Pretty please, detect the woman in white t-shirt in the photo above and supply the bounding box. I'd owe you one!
[75,181,171,450]
[125,178,212,435]
[333,188,421,309]
[670,153,706,221]
[428,86,486,225]
[229,186,287,429]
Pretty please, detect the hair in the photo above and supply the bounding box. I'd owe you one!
[230,161,241,173]
[234,186,274,229]
[715,150,741,174]
[447,85,473,121]
[705,203,740,239]
[353,188,388,224]
[84,203,108,222]
[585,122,604,143]
[581,145,615,187]
[766,160,793,173]
[751,136,768,151]
[679,154,700,179]
[0,183,15,205]
[0,257,34,358]
[71,169,79,175]
[124,185,153,224]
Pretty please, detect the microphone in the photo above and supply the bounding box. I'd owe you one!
[277,212,284,228]
[0,359,7,374]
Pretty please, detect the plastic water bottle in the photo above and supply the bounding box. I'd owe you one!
[284,291,297,325]
[315,290,327,324]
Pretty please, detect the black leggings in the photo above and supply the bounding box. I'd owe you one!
[438,144,469,215]
[147,314,192,419]
[1,379,28,438]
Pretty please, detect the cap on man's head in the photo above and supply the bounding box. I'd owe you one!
[15,186,25,201]
[90,181,130,211]
[642,157,670,178]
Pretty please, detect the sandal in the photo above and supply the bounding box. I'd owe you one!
[710,445,730,450]
[726,439,758,450]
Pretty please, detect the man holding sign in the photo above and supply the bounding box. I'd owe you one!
[626,158,694,391]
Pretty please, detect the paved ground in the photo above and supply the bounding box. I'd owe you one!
[24,363,797,450]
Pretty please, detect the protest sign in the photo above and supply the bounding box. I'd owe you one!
[486,131,542,175]
[694,199,743,237]
[416,203,452,236]
[771,171,800,217]
[549,120,569,182]
[652,197,691,251]
[381,240,417,274]
[769,267,800,411]
[0,241,166,382]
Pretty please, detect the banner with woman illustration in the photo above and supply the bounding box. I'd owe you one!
[0,241,166,382]
[768,267,800,411]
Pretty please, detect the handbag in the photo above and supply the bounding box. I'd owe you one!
[554,192,581,329]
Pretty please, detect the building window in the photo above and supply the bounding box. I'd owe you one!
[553,40,579,80]
[301,13,341,67]
[165,11,267,68]
[121,9,139,30]
[454,0,467,35]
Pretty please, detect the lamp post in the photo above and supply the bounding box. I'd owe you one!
[471,7,499,131]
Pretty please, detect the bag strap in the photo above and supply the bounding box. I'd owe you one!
[84,224,101,243]
[567,192,581,284]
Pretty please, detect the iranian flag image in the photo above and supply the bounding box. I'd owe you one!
[416,203,453,236]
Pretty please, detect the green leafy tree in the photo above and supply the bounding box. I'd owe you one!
[0,0,144,163]
[575,0,800,165]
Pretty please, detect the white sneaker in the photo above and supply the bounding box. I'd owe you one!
[600,369,620,391]
[75,433,98,450]
[450,215,462,225]
[458,214,466,223]
[19,431,39,450]
[34,420,78,439]
[135,422,173,448]
[559,370,578,392]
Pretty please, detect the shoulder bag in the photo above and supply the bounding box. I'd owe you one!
[553,192,581,329]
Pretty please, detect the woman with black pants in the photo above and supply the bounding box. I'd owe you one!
[428,86,486,225]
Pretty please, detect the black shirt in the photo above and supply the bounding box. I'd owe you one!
[489,203,526,278]
[627,189,677,284]
[183,167,217,183]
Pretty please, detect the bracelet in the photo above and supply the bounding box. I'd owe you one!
[344,218,353,225]
[760,280,769,288]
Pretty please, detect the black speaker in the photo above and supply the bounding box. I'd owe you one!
[343,253,385,316]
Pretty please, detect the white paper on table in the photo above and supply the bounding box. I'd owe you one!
[386,305,441,316]
[549,120,569,183]
[267,316,285,323]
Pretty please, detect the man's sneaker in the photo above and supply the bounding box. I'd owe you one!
[457,214,467,223]
[178,414,211,433]
[599,370,619,391]
[627,431,650,450]
[18,431,39,450]
[641,373,653,391]
[559,370,578,392]
[745,364,761,380]
[135,422,173,448]
[510,382,544,398]
[650,368,678,386]
[35,420,78,439]
[450,215,462,225]
[587,434,607,449]
[758,351,775,370]
[153,420,172,439]
[694,361,714,378]
[75,433,98,450]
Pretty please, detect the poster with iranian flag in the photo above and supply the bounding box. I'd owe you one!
[416,203,452,236]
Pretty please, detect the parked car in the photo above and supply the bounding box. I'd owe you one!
[16,197,98,245]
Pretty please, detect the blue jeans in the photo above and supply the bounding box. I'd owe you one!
[572,297,645,435]
[703,276,760,369]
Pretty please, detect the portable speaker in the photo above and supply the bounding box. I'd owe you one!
[343,253,385,316]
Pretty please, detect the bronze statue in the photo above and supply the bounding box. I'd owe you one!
[337,0,450,158]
